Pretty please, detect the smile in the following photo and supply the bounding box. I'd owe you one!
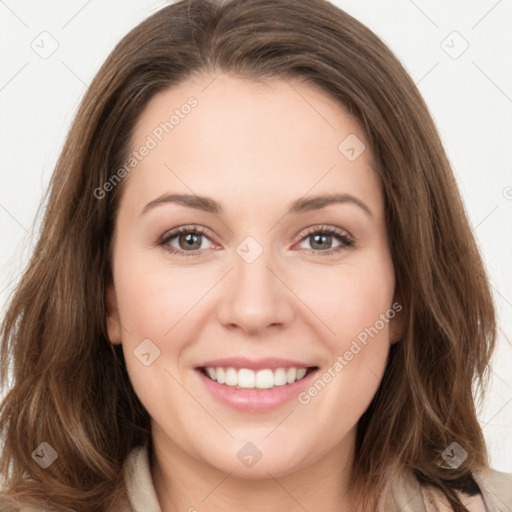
[200,366,317,390]
[195,361,320,412]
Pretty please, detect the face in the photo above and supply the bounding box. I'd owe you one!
[107,73,401,479]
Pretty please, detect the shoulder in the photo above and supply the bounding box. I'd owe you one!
[473,468,512,511]
[422,487,487,512]
[422,468,512,512]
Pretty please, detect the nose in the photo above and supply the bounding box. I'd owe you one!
[216,245,295,336]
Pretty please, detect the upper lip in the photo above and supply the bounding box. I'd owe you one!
[197,357,318,371]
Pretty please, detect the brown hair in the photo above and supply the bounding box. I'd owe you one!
[0,0,496,510]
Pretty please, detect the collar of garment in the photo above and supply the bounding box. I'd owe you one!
[122,442,511,512]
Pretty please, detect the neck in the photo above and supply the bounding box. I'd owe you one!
[150,425,359,512]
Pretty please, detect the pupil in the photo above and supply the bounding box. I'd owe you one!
[181,233,200,250]
[312,233,331,250]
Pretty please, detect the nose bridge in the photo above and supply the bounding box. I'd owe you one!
[217,235,294,333]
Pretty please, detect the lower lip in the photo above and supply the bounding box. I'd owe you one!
[195,368,318,412]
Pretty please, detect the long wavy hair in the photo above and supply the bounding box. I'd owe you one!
[0,0,496,510]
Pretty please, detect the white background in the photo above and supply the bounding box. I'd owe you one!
[1,0,511,471]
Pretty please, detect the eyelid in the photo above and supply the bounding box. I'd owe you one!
[293,224,352,244]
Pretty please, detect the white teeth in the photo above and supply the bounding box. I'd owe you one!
[255,369,274,389]
[225,367,237,386]
[286,367,297,384]
[216,367,226,384]
[274,368,287,386]
[238,368,255,388]
[204,366,311,389]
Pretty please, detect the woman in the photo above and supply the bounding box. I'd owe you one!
[1,0,510,510]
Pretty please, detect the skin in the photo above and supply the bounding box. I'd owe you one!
[107,73,403,512]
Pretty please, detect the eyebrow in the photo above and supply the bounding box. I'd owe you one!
[140,192,373,218]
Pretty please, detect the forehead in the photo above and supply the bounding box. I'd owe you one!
[122,73,383,220]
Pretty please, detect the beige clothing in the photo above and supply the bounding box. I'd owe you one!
[122,444,512,511]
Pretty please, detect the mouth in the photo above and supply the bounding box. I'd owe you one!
[198,365,318,390]
[194,360,320,412]
[195,364,319,413]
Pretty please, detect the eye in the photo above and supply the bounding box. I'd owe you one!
[158,225,216,257]
[294,225,354,256]
[158,224,354,257]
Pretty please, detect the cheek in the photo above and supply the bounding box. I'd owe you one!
[293,254,395,343]
[113,261,195,430]
[292,251,394,408]
[296,293,392,446]
[112,250,215,401]
[113,243,207,339]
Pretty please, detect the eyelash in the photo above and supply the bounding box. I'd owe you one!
[158,224,354,257]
